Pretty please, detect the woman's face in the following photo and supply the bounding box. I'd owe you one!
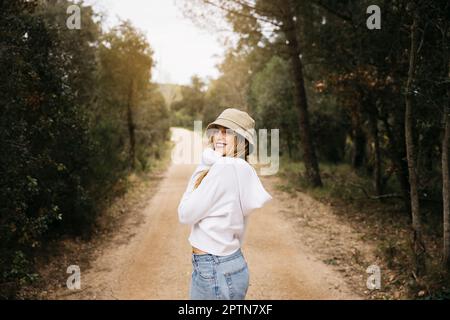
[212,126,236,156]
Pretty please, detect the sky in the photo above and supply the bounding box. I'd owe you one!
[85,0,225,85]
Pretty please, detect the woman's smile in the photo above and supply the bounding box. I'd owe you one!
[214,141,227,149]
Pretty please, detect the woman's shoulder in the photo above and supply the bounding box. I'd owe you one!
[234,158,256,175]
[212,156,256,177]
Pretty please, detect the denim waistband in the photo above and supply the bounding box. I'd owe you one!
[192,248,243,264]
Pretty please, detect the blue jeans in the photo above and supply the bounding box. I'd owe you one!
[189,248,249,300]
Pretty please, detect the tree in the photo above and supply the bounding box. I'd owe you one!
[404,3,425,275]
[0,0,99,296]
[98,21,154,169]
[280,0,322,186]
[0,2,167,298]
[443,95,450,269]
[171,75,206,127]
[249,55,299,158]
[439,11,450,270]
[182,0,323,187]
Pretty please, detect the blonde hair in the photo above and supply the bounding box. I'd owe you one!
[194,126,250,189]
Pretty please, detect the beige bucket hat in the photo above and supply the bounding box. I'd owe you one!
[206,108,256,153]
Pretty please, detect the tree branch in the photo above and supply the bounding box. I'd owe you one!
[312,0,353,24]
[202,0,282,28]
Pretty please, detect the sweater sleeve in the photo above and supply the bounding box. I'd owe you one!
[178,159,238,225]
[235,160,273,216]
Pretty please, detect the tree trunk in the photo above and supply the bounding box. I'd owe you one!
[127,79,136,169]
[404,12,426,275]
[381,116,411,214]
[442,106,450,269]
[441,21,450,270]
[369,111,382,196]
[287,133,293,158]
[283,0,322,187]
[350,106,366,169]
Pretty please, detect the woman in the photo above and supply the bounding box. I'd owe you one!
[178,108,273,300]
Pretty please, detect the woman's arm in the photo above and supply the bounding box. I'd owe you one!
[178,159,238,225]
[235,159,272,216]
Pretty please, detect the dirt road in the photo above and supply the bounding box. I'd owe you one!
[53,128,360,299]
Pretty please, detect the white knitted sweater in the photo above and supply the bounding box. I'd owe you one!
[178,147,273,256]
